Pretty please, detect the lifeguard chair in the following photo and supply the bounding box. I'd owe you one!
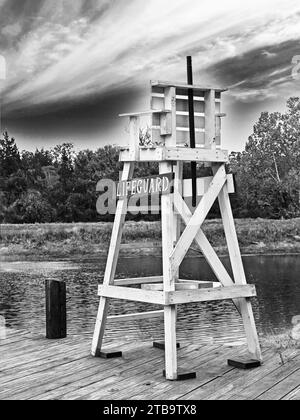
[91,78,262,381]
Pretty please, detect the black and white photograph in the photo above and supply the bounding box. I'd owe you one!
[0,0,299,404]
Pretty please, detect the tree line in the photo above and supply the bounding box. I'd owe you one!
[0,97,299,223]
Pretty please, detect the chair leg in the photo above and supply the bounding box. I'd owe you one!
[164,305,178,380]
[91,162,135,357]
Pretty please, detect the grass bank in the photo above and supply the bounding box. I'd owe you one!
[0,218,300,260]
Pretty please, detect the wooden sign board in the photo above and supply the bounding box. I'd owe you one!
[117,173,174,199]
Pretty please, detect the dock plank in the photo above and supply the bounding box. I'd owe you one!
[0,331,299,400]
[2,342,149,400]
[39,344,173,401]
[184,347,296,400]
[27,341,176,400]
[282,386,300,400]
[227,357,300,400]
[82,344,208,401]
[125,345,231,401]
[256,368,300,400]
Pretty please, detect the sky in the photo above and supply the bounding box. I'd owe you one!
[0,0,300,153]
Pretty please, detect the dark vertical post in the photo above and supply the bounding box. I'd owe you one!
[45,280,67,339]
[187,56,197,208]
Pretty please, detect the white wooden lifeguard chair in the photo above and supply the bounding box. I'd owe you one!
[91,79,262,381]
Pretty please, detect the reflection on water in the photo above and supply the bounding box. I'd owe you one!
[0,255,299,346]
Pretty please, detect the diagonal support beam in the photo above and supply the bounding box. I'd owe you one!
[173,190,242,315]
[216,179,262,361]
[170,164,227,275]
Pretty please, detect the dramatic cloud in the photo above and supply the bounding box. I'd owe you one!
[206,39,300,103]
[0,0,300,150]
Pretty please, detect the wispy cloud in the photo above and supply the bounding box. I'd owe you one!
[0,0,300,115]
[207,38,300,103]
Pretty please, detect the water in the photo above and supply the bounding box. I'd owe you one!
[0,255,299,346]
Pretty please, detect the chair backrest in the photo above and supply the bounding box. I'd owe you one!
[150,81,225,148]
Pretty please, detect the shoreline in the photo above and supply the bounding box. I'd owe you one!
[1,219,300,262]
[1,242,300,262]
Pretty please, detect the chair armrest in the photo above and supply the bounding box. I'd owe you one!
[119,109,171,118]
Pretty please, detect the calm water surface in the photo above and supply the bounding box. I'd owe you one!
[0,255,299,346]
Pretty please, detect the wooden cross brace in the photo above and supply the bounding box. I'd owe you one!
[170,164,227,276]
[171,165,262,363]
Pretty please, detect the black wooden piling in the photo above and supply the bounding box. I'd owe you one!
[45,280,67,339]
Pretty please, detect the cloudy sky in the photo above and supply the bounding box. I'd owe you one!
[0,0,300,152]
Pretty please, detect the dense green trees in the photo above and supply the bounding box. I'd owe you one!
[0,97,299,223]
[230,97,300,219]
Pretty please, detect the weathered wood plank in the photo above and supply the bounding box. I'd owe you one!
[282,385,300,400]
[36,343,176,401]
[1,336,83,363]
[141,283,199,291]
[152,95,205,113]
[0,331,32,347]
[205,89,216,148]
[152,128,205,146]
[119,147,228,163]
[227,357,300,400]
[0,332,297,401]
[151,80,227,94]
[164,147,228,162]
[78,344,210,401]
[129,116,140,161]
[2,341,149,400]
[1,339,71,364]
[98,285,165,305]
[127,344,234,401]
[184,347,293,400]
[114,276,163,286]
[178,280,216,288]
[1,339,88,372]
[159,87,179,381]
[108,311,164,322]
[182,175,235,198]
[256,368,300,400]
[0,348,89,387]
[165,285,256,305]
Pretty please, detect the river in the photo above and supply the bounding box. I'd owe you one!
[0,254,299,346]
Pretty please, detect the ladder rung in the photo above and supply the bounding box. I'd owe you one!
[114,276,163,286]
[108,311,164,322]
[178,280,217,289]
[141,283,200,291]
[99,284,256,305]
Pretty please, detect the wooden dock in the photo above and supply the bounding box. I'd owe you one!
[0,330,299,400]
